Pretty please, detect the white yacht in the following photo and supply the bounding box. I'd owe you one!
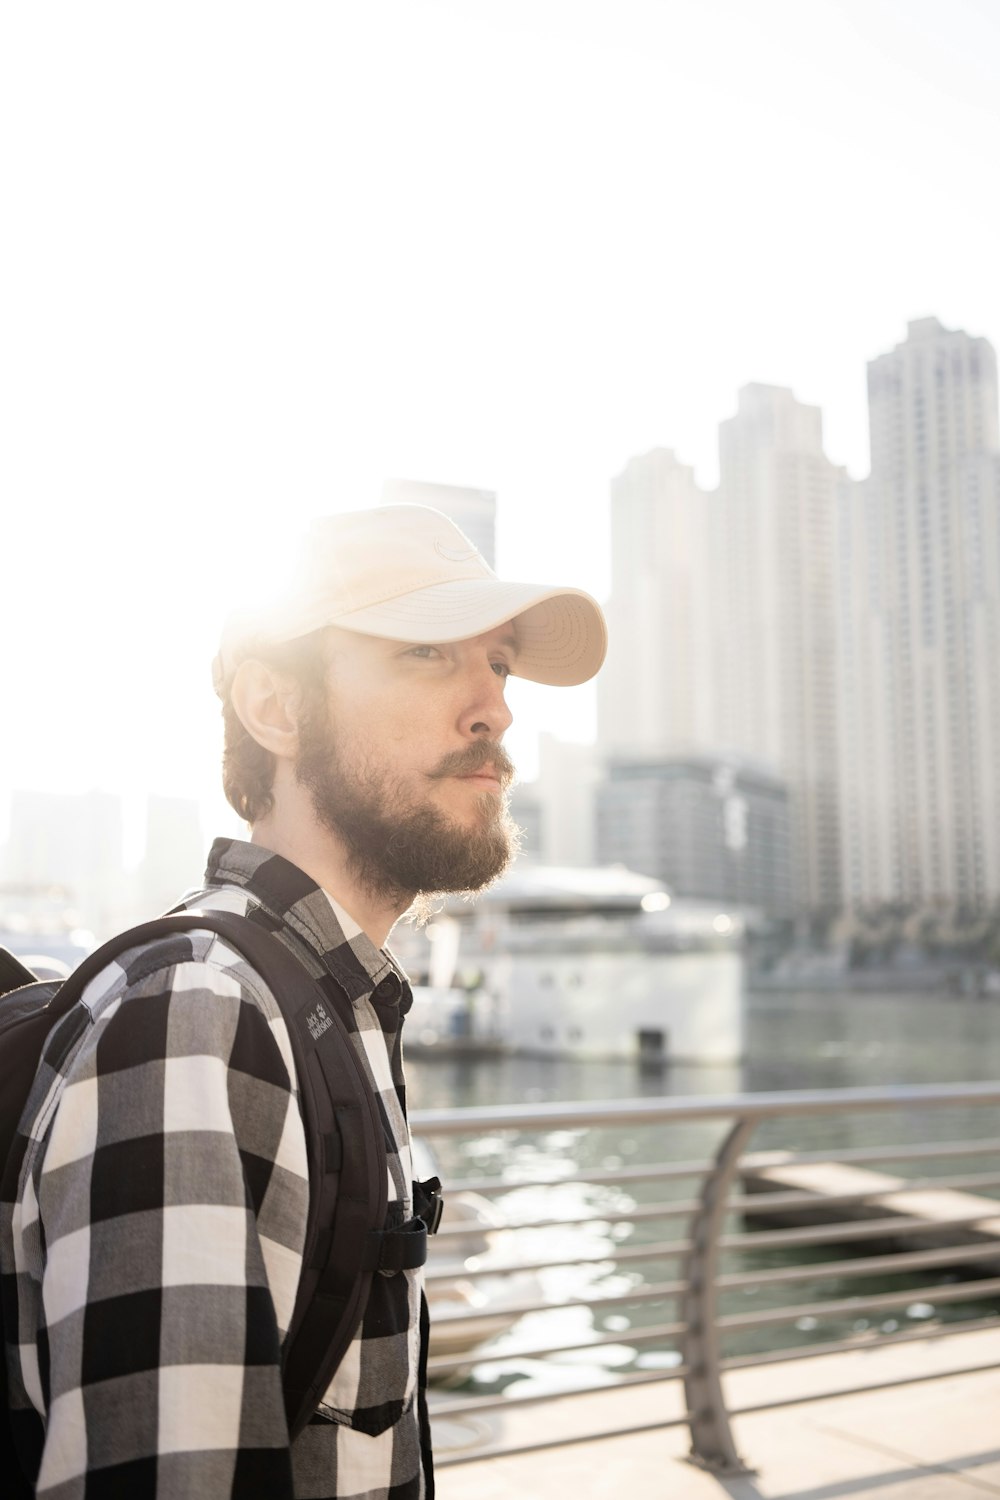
[397,863,745,1065]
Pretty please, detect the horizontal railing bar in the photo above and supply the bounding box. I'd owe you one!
[431,1214,996,1277]
[433,1175,1000,1238]
[431,1216,998,1279]
[426,1238,692,1281]
[430,1279,686,1324]
[721,1213,1000,1252]
[435,1199,700,1236]
[427,1321,684,1376]
[716,1241,1000,1292]
[412,1081,1000,1135]
[428,1366,687,1421]
[441,1160,715,1195]
[716,1276,1000,1331]
[433,1413,690,1468]
[721,1315,1000,1371]
[439,1139,1000,1199]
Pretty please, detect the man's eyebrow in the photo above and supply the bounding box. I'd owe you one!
[496,631,519,656]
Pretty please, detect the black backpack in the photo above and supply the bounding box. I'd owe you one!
[0,910,442,1492]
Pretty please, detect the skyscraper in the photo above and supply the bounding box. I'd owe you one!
[598,448,719,756]
[838,317,1000,908]
[715,385,844,912]
[597,404,841,915]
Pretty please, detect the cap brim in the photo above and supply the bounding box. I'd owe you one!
[334,578,608,687]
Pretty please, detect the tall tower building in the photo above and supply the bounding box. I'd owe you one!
[840,317,1000,908]
[835,472,895,905]
[381,479,497,568]
[597,405,842,914]
[598,449,718,756]
[715,385,844,911]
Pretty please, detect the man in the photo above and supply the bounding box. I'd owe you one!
[5,504,606,1499]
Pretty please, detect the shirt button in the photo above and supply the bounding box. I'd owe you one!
[374,974,401,1001]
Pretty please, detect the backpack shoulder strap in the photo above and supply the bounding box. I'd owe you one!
[168,911,392,1436]
[106,909,392,1438]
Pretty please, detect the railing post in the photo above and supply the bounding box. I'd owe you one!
[681,1115,758,1475]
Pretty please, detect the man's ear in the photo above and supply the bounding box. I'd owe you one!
[229,659,303,761]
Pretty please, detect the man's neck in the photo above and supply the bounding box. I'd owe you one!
[248,809,408,949]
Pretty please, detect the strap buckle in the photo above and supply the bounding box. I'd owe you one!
[414,1174,444,1235]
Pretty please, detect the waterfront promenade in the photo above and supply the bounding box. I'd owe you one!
[434,1326,1000,1498]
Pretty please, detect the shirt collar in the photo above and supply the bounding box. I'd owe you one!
[203,837,405,1005]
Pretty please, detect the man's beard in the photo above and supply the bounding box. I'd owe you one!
[294,703,519,910]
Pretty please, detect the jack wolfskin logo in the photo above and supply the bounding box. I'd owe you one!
[306,1003,333,1041]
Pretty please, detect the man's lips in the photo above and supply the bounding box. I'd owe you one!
[429,742,515,789]
[456,770,503,792]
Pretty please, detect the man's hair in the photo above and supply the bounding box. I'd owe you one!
[222,630,331,823]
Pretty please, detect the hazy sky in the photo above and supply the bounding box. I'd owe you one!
[3,0,999,833]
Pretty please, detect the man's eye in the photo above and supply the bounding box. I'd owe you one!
[491,661,512,678]
[406,645,441,660]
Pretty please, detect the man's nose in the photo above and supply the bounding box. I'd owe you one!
[460,666,514,739]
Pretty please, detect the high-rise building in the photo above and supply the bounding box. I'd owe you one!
[598,449,719,756]
[595,754,792,914]
[838,317,1000,908]
[380,479,497,568]
[714,385,844,912]
[596,408,840,914]
[834,472,894,906]
[523,735,600,868]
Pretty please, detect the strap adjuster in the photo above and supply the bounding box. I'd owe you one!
[358,1178,445,1276]
[365,1218,428,1274]
[414,1175,444,1235]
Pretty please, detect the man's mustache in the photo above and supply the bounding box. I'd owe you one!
[428,740,516,790]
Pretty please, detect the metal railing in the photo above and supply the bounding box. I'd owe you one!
[412,1082,1000,1474]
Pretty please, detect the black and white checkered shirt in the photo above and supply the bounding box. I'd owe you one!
[3,838,429,1499]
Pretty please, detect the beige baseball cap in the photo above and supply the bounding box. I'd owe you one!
[213,504,608,694]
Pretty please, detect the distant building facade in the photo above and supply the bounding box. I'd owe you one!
[0,790,208,940]
[381,478,497,568]
[530,736,599,868]
[597,391,842,915]
[1,789,125,937]
[714,385,843,913]
[595,755,792,915]
[598,449,719,756]
[507,784,543,859]
[837,317,1000,909]
[140,795,206,916]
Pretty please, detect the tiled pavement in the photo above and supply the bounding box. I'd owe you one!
[433,1326,1000,1498]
